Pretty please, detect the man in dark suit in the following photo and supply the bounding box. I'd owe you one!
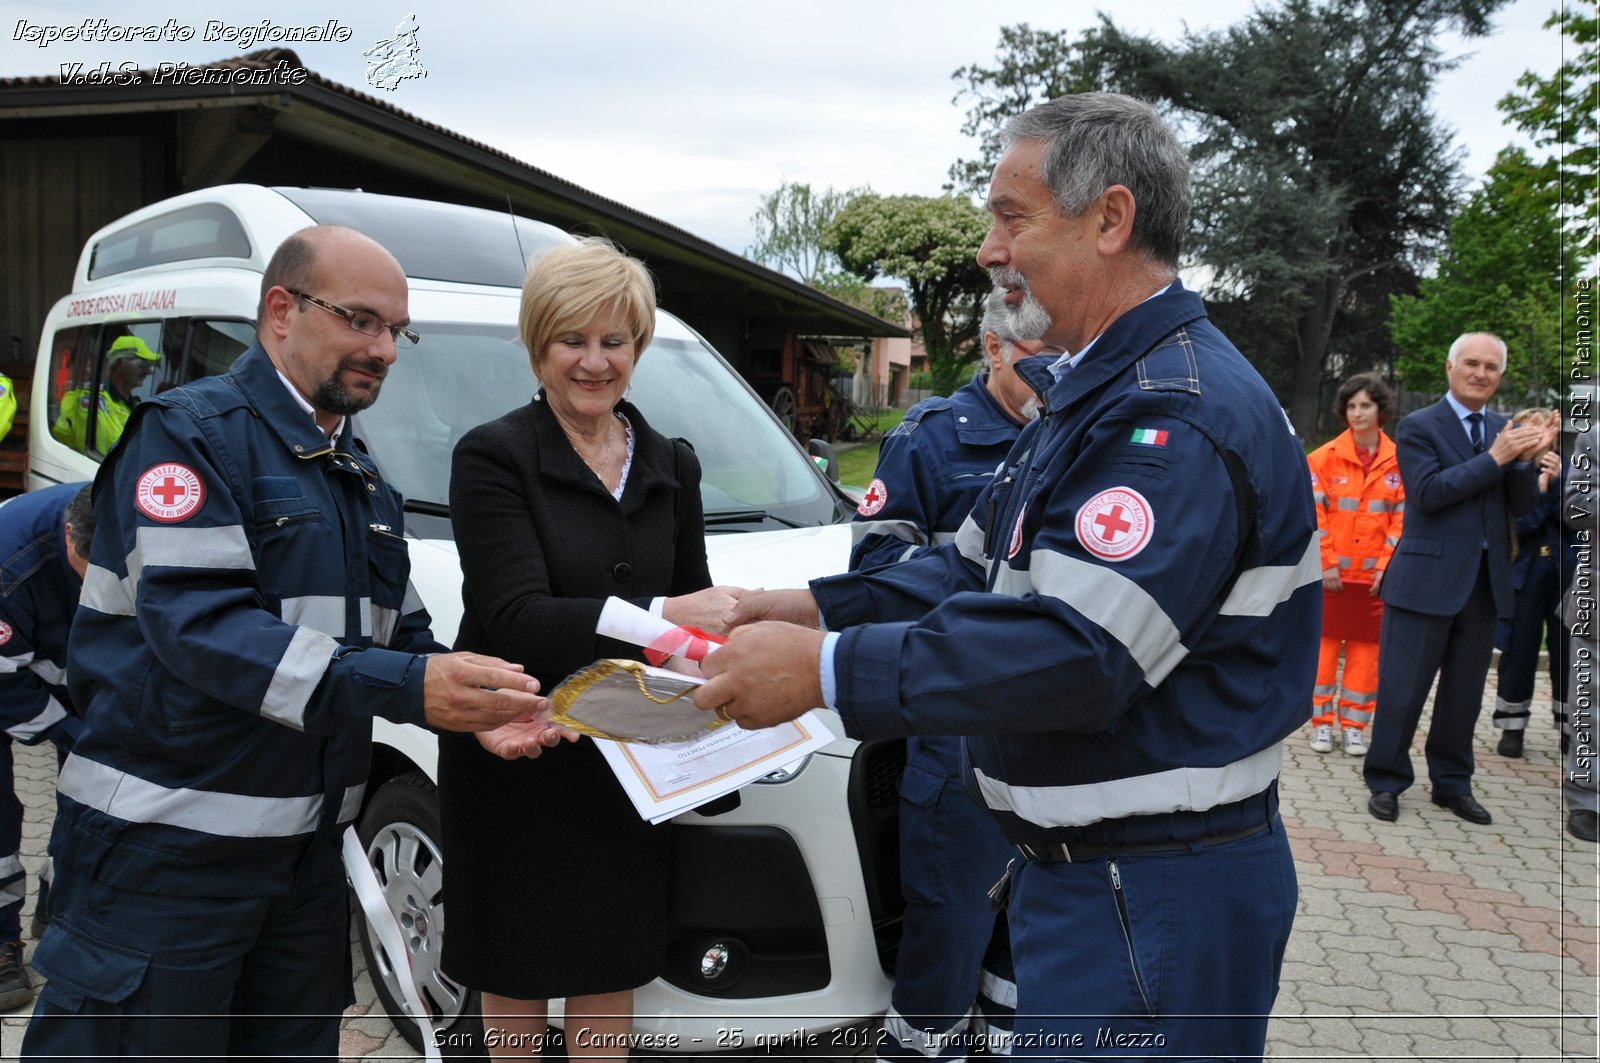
[1365,332,1556,824]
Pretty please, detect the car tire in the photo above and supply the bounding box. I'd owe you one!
[353,770,485,1056]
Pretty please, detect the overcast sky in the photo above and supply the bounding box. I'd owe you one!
[4,0,1569,258]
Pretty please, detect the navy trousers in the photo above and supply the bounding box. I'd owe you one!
[1493,551,1568,733]
[1007,821,1296,1061]
[879,737,1014,1061]
[1366,560,1499,797]
[0,738,22,943]
[22,864,352,1061]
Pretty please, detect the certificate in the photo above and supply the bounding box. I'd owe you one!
[593,710,833,824]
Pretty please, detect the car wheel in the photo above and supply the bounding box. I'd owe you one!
[353,771,483,1055]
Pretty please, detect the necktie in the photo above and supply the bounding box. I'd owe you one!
[1468,412,1484,454]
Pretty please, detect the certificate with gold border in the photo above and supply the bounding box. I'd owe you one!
[592,709,836,823]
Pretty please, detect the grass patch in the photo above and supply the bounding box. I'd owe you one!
[837,442,883,488]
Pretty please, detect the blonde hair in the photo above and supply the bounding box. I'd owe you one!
[518,236,656,377]
[1512,407,1554,427]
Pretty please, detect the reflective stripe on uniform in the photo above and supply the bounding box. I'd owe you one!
[0,651,32,675]
[851,518,928,547]
[133,523,254,577]
[1368,499,1396,512]
[1219,538,1321,616]
[955,514,986,566]
[80,564,135,615]
[978,966,1018,1009]
[1337,497,1360,511]
[995,549,1188,688]
[259,626,339,731]
[281,596,347,639]
[881,1006,970,1059]
[370,604,397,646]
[58,754,324,838]
[0,853,21,878]
[337,783,366,824]
[29,657,65,685]
[972,744,1282,829]
[6,696,68,742]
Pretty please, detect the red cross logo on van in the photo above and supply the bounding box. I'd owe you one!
[135,463,205,523]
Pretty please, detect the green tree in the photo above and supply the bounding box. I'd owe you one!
[823,194,991,396]
[949,0,1506,438]
[1389,148,1578,401]
[745,180,862,285]
[1498,3,1598,259]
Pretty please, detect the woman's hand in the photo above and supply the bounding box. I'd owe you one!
[663,585,747,635]
[475,710,580,761]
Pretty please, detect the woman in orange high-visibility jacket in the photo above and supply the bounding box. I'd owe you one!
[1306,373,1404,756]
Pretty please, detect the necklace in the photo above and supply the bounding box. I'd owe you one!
[567,415,623,482]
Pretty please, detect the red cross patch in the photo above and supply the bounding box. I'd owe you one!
[1385,472,1400,489]
[1007,505,1026,560]
[135,463,206,523]
[1076,487,1154,563]
[857,478,889,517]
[0,621,11,647]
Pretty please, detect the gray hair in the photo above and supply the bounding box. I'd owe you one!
[980,290,1024,363]
[1003,93,1191,267]
[65,485,95,558]
[1447,332,1508,369]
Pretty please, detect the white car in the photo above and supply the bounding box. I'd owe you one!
[28,185,904,1052]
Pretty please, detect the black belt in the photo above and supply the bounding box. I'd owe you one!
[1016,820,1272,864]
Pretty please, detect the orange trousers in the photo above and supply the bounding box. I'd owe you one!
[1312,637,1378,730]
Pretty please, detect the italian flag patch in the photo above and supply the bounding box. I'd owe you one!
[1130,427,1168,447]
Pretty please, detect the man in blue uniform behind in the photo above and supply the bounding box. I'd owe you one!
[0,482,93,1011]
[855,292,1058,1061]
[23,226,568,1060]
[697,93,1319,1061]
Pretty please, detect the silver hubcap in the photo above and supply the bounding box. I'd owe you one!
[364,820,467,1030]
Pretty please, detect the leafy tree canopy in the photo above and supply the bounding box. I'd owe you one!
[1498,2,1598,259]
[823,194,991,396]
[1389,147,1579,402]
[745,180,863,285]
[950,0,1508,438]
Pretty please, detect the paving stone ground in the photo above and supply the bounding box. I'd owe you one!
[0,668,1594,1060]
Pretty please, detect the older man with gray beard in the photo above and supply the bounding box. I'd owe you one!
[700,93,1319,1061]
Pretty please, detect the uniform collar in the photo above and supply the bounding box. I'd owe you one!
[951,372,1026,440]
[228,344,372,471]
[1330,427,1395,467]
[1017,279,1205,415]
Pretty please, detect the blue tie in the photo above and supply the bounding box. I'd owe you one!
[1468,412,1484,454]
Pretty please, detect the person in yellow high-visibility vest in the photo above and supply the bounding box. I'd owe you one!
[52,336,159,453]
[0,376,16,444]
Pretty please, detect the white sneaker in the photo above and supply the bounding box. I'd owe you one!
[1309,724,1335,753]
[1342,727,1366,756]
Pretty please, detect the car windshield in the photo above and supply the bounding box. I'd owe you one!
[355,322,846,535]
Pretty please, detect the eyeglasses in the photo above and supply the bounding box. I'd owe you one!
[286,289,419,348]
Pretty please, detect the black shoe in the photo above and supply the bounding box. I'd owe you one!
[1561,732,1571,756]
[0,940,33,1011]
[1368,792,1399,821]
[1497,730,1524,758]
[28,902,45,942]
[1569,809,1600,843]
[1432,792,1493,825]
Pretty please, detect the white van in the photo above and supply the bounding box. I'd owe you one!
[29,185,904,1052]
